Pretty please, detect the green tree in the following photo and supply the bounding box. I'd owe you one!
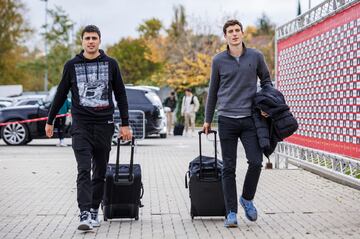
[167,5,187,39]
[107,38,162,85]
[46,44,72,86]
[137,18,162,39]
[42,6,74,47]
[17,5,75,90]
[162,6,222,91]
[17,48,45,90]
[41,5,74,88]
[137,19,167,86]
[256,13,275,36]
[74,26,84,53]
[0,0,32,85]
[164,5,193,64]
[244,14,275,79]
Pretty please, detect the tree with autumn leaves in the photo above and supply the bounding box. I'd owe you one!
[0,2,275,94]
[106,6,275,92]
[0,0,32,87]
[0,2,275,125]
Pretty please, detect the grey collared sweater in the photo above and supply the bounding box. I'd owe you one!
[205,45,272,123]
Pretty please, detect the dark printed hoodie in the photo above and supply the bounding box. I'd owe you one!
[47,49,129,126]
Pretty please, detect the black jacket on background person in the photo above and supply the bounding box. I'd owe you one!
[47,49,129,126]
[252,85,298,157]
[163,97,177,112]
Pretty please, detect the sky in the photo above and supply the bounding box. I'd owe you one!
[25,0,325,50]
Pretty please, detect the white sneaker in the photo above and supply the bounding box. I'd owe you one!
[90,208,100,227]
[56,140,67,147]
[78,211,93,231]
[59,139,67,147]
[60,142,67,147]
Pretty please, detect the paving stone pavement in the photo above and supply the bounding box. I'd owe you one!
[0,134,359,239]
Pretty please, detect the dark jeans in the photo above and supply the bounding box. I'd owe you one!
[55,117,66,140]
[71,122,114,212]
[218,115,263,214]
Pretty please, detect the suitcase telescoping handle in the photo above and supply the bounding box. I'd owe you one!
[198,130,218,178]
[115,136,135,182]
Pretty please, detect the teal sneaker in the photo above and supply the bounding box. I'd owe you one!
[224,211,238,228]
[240,196,258,221]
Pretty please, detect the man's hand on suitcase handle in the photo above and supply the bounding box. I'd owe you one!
[119,126,132,141]
[202,122,211,135]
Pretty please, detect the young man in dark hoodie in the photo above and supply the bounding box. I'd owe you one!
[45,25,132,231]
[203,20,272,227]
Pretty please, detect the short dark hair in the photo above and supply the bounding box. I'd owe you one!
[170,91,175,96]
[185,88,192,93]
[81,25,101,39]
[223,20,243,34]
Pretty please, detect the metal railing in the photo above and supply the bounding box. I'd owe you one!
[274,142,360,189]
[112,110,145,144]
[276,0,358,40]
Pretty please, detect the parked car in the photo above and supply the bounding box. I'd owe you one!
[0,101,71,145]
[132,85,167,138]
[0,86,166,145]
[0,97,16,109]
[11,95,47,107]
[0,95,47,108]
[112,86,167,144]
[0,101,13,109]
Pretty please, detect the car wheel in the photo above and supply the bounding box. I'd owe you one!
[160,133,167,138]
[1,122,29,145]
[25,138,33,144]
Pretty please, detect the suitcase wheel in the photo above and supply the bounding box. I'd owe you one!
[190,205,195,220]
[135,210,139,220]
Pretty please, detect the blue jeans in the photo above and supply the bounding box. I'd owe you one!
[218,115,263,214]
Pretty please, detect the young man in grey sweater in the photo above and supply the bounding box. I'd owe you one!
[203,19,272,227]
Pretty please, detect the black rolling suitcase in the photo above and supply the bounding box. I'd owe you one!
[185,130,226,219]
[173,123,184,135]
[102,137,144,221]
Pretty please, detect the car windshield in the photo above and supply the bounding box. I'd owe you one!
[145,91,162,107]
[0,101,12,108]
[13,99,42,106]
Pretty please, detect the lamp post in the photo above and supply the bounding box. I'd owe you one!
[41,0,48,92]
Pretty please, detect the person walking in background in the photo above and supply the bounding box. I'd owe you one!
[203,19,272,227]
[45,25,132,231]
[181,88,200,136]
[55,98,71,147]
[163,91,177,135]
